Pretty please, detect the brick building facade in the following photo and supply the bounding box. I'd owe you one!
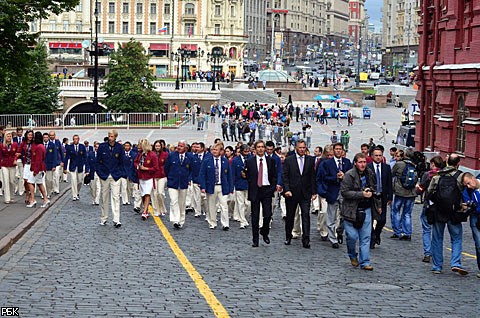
[415,0,480,170]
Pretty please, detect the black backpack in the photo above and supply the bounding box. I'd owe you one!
[432,171,464,223]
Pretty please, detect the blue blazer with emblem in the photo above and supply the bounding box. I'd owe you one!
[191,152,209,184]
[64,143,89,173]
[122,149,138,180]
[95,142,126,181]
[44,141,59,170]
[87,151,98,179]
[319,157,352,204]
[232,155,249,191]
[52,139,64,166]
[199,156,233,195]
[164,151,193,189]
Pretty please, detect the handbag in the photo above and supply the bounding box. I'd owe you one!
[83,174,91,185]
[353,208,366,229]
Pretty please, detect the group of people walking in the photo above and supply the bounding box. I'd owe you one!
[0,124,478,277]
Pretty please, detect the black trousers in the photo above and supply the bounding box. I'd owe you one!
[250,187,273,245]
[222,130,229,141]
[371,201,388,243]
[285,196,311,242]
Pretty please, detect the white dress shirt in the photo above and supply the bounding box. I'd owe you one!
[256,155,270,186]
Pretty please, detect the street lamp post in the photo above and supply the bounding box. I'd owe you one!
[93,8,99,112]
[207,48,227,91]
[171,48,181,90]
[356,24,363,88]
[197,48,204,73]
[171,47,202,89]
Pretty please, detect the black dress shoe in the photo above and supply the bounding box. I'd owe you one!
[399,235,411,241]
[262,235,270,244]
[332,243,339,249]
[284,239,291,245]
[337,233,343,244]
[370,243,376,249]
[320,235,328,241]
[173,223,180,229]
[303,242,311,249]
[375,236,381,245]
[133,207,141,214]
[223,226,229,231]
[312,210,318,215]
[252,243,259,247]
[390,234,399,239]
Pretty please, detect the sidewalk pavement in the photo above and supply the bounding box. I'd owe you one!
[0,181,70,256]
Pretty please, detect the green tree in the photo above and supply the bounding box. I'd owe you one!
[0,0,77,114]
[103,39,164,113]
[0,0,78,86]
[0,43,59,114]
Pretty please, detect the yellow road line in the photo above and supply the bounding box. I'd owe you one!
[150,209,230,318]
[383,227,477,259]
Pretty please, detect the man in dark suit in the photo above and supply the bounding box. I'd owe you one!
[320,142,353,248]
[244,140,277,247]
[368,146,393,248]
[64,134,89,201]
[283,139,317,248]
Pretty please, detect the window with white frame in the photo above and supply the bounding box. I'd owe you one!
[185,3,194,15]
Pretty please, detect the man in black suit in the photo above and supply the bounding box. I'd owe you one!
[283,139,317,248]
[368,146,393,248]
[244,140,277,247]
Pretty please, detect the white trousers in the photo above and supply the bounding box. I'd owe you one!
[15,160,25,195]
[151,177,167,214]
[53,165,61,193]
[234,190,250,227]
[191,183,206,216]
[1,167,16,202]
[70,169,84,199]
[45,169,55,195]
[100,176,121,224]
[120,178,132,204]
[90,173,101,204]
[206,185,229,228]
[185,183,193,207]
[315,196,328,236]
[132,183,142,209]
[168,188,187,226]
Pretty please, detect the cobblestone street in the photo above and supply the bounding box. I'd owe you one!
[0,184,478,317]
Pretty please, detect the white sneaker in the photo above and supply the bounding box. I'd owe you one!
[154,212,161,217]
[99,220,107,226]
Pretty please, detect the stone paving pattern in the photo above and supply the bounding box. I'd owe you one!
[0,186,478,317]
[0,105,478,317]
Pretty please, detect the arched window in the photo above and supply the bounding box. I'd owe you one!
[185,3,194,15]
[455,96,469,153]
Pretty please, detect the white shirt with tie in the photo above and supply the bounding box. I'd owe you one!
[296,154,305,175]
[256,156,270,186]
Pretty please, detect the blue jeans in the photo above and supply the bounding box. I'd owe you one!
[431,220,463,271]
[470,214,480,270]
[344,208,372,267]
[391,196,415,236]
[420,206,432,256]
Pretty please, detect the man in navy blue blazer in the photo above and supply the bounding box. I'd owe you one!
[190,142,209,217]
[64,134,89,201]
[42,132,59,198]
[164,140,194,229]
[232,144,251,229]
[87,141,101,205]
[48,131,64,194]
[320,142,352,248]
[199,142,234,230]
[96,129,126,228]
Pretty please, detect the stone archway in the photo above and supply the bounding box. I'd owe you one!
[65,100,106,115]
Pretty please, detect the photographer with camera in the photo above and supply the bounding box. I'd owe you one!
[462,172,480,278]
[340,153,381,271]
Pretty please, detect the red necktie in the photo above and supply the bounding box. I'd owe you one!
[257,158,264,187]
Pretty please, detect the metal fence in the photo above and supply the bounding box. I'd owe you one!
[0,113,192,130]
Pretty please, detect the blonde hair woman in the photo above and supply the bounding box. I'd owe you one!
[134,138,159,220]
[1,132,19,203]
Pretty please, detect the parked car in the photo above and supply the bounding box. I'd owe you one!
[400,78,410,86]
[314,59,321,64]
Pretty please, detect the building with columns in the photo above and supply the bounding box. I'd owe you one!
[244,0,267,63]
[382,0,420,74]
[415,0,480,171]
[265,0,328,65]
[33,0,248,78]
